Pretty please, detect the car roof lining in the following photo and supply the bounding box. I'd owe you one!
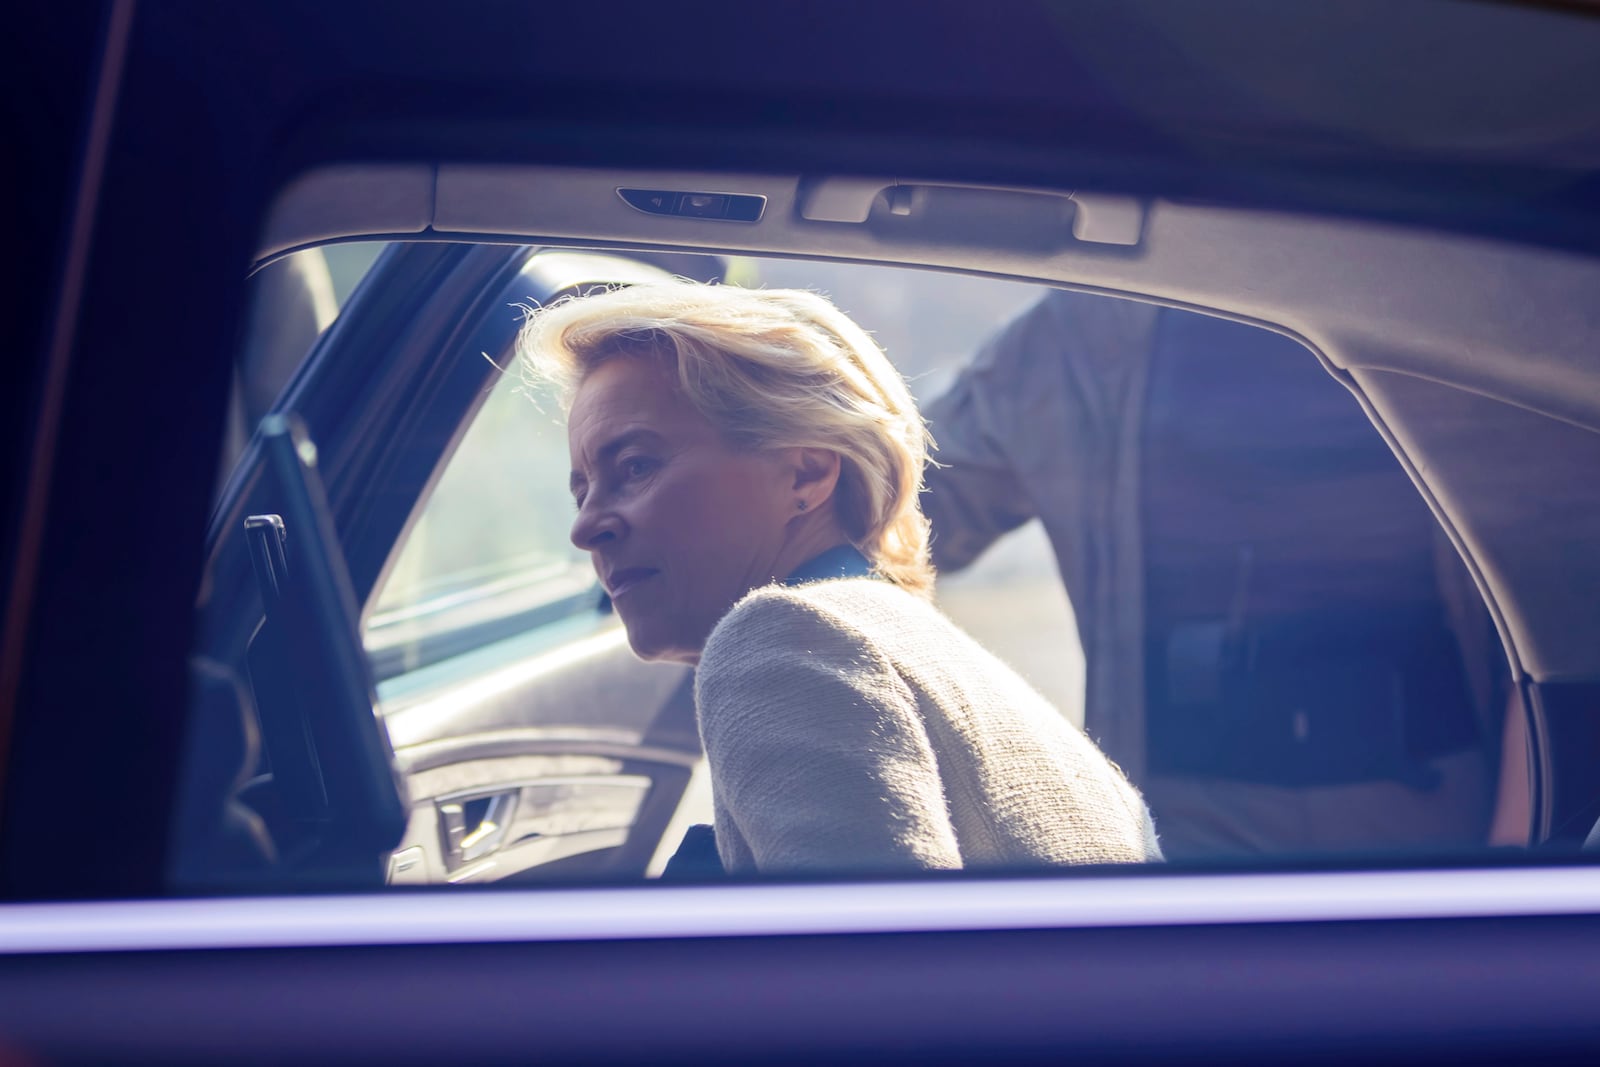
[257,163,1600,683]
[261,164,1600,424]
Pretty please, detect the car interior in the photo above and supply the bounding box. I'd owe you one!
[174,161,1600,892]
[12,1,1600,1062]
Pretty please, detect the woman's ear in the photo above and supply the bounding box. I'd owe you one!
[788,447,842,511]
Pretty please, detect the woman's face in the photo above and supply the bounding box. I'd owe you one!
[567,354,797,664]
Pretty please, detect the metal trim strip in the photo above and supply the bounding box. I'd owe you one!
[2,866,1596,955]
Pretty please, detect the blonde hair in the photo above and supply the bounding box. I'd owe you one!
[518,281,935,595]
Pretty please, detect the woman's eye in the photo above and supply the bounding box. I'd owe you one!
[621,456,655,480]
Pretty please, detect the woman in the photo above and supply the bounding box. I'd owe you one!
[521,282,1160,875]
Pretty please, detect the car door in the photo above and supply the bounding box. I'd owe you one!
[190,243,709,888]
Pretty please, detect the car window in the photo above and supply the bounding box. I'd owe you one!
[363,366,598,680]
[221,243,390,482]
[188,240,1534,894]
[342,255,1079,886]
[241,243,388,413]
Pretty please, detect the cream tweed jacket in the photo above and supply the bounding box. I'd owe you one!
[695,577,1162,875]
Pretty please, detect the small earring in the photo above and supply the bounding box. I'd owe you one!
[796,499,808,512]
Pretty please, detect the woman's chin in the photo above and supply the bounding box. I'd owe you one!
[620,621,695,666]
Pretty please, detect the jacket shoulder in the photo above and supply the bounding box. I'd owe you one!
[701,580,882,670]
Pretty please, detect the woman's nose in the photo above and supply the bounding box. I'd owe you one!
[570,498,622,551]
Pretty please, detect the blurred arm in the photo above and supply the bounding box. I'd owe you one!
[920,298,1056,573]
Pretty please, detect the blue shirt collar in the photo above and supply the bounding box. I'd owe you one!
[782,544,876,586]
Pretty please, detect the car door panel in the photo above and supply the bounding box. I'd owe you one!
[382,622,700,883]
[190,246,709,889]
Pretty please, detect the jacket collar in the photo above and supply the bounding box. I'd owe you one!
[782,544,876,586]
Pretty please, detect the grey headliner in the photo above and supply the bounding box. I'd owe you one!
[259,164,1600,683]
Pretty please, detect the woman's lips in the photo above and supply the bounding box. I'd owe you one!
[606,567,659,600]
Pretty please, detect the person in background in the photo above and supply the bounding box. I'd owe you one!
[520,282,1162,875]
[921,289,1518,860]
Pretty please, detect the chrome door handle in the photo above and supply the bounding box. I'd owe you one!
[438,789,518,867]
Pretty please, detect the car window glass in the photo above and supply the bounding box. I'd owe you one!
[241,243,388,417]
[223,251,1090,888]
[219,243,390,483]
[364,366,597,678]
[186,242,1531,895]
